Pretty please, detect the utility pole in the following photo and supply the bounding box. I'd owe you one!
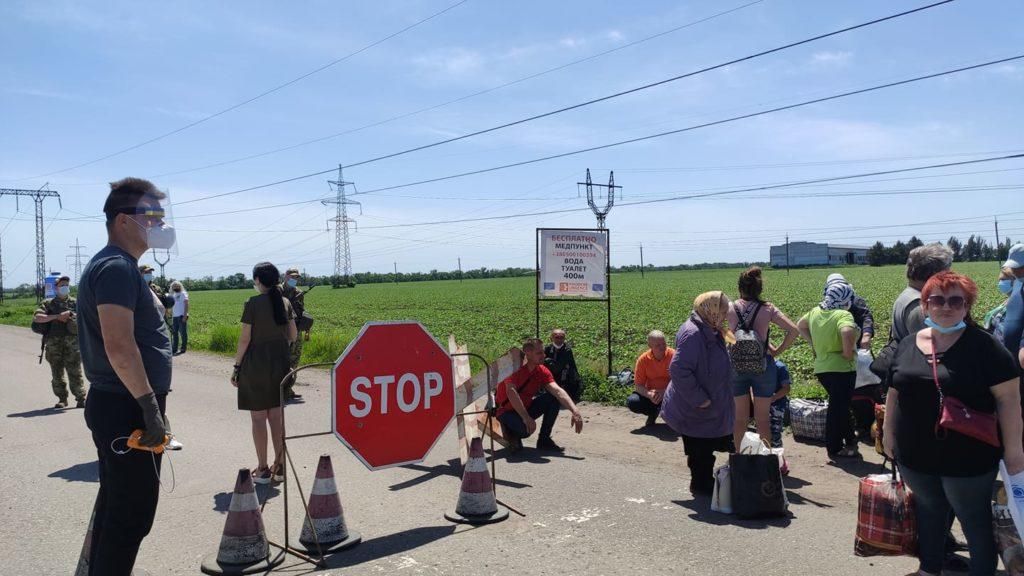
[458,257,463,282]
[394,262,398,283]
[67,238,88,284]
[995,216,1001,249]
[152,249,171,287]
[785,233,790,275]
[639,243,645,278]
[322,164,360,286]
[0,185,61,301]
[580,169,621,229]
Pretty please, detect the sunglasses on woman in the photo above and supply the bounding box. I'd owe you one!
[925,295,966,310]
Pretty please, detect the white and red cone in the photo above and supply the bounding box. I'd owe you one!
[200,469,283,575]
[446,437,509,524]
[299,455,361,554]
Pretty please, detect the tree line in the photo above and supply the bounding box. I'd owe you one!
[866,235,1015,266]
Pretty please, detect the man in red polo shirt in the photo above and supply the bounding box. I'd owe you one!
[496,338,584,453]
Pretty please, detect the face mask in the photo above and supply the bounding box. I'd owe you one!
[143,273,154,283]
[924,316,967,334]
[286,278,298,288]
[999,279,1014,295]
[57,286,70,297]
[129,217,176,250]
[173,288,181,293]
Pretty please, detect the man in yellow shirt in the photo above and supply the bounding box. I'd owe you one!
[626,330,675,427]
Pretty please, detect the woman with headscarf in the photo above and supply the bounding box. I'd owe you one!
[661,291,736,496]
[798,282,859,459]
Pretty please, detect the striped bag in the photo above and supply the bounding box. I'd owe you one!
[854,461,917,557]
[789,398,827,441]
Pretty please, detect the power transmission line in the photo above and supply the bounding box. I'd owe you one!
[352,153,1024,229]
[11,0,472,182]
[173,0,955,207]
[139,0,765,181]
[349,55,1024,197]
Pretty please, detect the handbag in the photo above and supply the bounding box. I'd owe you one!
[711,465,732,514]
[930,335,1000,448]
[729,441,788,519]
[854,459,917,557]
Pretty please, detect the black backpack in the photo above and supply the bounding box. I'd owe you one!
[729,302,767,375]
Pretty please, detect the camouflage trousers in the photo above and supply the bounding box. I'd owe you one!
[283,336,304,392]
[46,335,85,401]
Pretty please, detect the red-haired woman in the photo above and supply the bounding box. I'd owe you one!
[883,271,1024,576]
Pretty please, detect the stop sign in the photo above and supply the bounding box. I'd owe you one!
[332,321,455,470]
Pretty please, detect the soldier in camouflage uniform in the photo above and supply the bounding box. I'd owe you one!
[281,267,309,401]
[33,275,86,408]
[141,264,172,323]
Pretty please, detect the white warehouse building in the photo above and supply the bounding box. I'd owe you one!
[769,241,869,268]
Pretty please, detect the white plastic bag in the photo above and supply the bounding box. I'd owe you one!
[740,431,771,455]
[1001,461,1024,541]
[855,349,882,389]
[711,465,732,514]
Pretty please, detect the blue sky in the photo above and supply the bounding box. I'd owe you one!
[2,0,1023,285]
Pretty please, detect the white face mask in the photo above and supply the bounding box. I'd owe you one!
[144,222,176,250]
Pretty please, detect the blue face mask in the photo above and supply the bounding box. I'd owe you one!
[999,279,1014,295]
[286,278,298,288]
[143,273,154,283]
[57,285,70,297]
[924,316,967,334]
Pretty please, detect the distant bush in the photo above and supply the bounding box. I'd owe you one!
[208,325,240,352]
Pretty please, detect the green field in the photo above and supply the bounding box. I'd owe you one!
[1,262,1008,403]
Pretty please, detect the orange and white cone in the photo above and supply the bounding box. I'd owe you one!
[445,437,509,524]
[201,469,284,575]
[299,455,361,555]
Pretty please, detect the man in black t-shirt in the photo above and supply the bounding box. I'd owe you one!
[77,178,174,574]
[543,329,582,402]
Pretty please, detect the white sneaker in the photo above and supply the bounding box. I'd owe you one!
[165,436,183,451]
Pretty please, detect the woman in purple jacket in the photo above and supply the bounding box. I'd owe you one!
[661,291,737,496]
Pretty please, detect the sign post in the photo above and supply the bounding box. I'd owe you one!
[535,228,612,374]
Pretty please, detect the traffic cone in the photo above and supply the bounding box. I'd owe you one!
[299,455,361,555]
[201,469,284,575]
[445,437,509,524]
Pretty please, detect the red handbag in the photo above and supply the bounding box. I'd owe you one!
[930,336,1001,448]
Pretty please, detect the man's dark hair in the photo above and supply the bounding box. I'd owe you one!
[103,177,166,230]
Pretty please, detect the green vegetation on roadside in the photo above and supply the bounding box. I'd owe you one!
[1,262,1007,404]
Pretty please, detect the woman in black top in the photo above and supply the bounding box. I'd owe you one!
[231,263,296,485]
[883,271,1024,576]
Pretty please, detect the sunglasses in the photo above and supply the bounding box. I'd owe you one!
[925,295,966,310]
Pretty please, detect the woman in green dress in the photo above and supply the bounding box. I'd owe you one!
[231,262,296,484]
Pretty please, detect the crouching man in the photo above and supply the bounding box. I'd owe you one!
[496,338,584,453]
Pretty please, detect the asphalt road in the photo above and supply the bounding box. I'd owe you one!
[0,324,923,575]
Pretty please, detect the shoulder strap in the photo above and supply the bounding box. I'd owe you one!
[737,301,763,331]
[499,368,537,407]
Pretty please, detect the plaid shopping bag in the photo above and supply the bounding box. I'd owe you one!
[854,461,917,557]
[789,398,827,441]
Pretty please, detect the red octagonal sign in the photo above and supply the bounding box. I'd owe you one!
[332,321,454,470]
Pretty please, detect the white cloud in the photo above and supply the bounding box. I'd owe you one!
[412,48,485,78]
[606,29,625,42]
[810,51,853,66]
[559,36,586,49]
[3,87,84,102]
[754,116,961,159]
[990,64,1023,79]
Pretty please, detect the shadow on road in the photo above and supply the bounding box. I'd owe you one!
[48,461,99,483]
[629,423,679,442]
[672,498,794,528]
[503,449,585,464]
[212,484,282,513]
[316,525,458,570]
[392,459,531,491]
[7,407,66,418]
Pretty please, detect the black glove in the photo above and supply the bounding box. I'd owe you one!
[136,392,167,447]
